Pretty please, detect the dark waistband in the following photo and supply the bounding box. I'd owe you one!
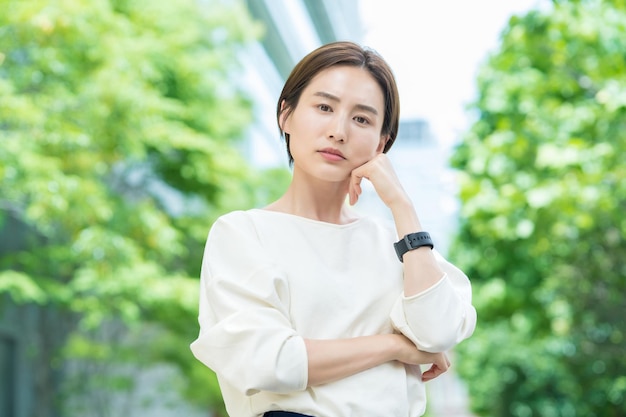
[264,412,313,417]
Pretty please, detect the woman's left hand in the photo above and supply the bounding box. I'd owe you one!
[349,154,409,208]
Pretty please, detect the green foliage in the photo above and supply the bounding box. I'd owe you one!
[0,0,289,414]
[450,0,626,415]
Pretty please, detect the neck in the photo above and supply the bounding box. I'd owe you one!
[265,171,356,224]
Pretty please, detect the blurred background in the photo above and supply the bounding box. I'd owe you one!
[0,0,624,416]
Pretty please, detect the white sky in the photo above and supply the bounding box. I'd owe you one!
[360,0,540,147]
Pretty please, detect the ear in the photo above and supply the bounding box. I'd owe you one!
[376,135,389,153]
[278,100,289,133]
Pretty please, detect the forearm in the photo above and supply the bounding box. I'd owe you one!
[304,335,397,386]
[389,198,445,296]
[304,333,450,386]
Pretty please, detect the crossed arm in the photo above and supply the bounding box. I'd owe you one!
[305,334,450,386]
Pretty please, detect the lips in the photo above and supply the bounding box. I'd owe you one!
[318,147,346,160]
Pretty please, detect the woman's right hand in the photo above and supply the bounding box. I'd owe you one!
[392,334,451,382]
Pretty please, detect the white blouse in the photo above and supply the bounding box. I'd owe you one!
[190,209,476,417]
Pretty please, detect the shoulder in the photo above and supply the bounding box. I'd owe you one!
[203,210,270,264]
[212,208,268,227]
[213,209,252,225]
[208,209,263,241]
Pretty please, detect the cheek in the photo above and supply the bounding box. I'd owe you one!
[376,136,388,153]
[362,134,385,155]
[351,140,381,164]
[281,113,291,134]
[285,111,316,137]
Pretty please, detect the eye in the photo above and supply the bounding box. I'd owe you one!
[318,104,332,112]
[354,115,370,125]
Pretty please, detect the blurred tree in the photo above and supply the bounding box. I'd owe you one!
[450,0,626,416]
[0,0,289,415]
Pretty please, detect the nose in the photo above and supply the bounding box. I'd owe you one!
[328,115,347,143]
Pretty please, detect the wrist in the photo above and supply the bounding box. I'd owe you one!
[388,194,414,214]
[394,231,434,262]
[390,199,423,237]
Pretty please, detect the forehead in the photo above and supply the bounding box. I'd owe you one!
[303,65,385,111]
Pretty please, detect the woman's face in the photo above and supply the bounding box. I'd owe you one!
[281,65,388,183]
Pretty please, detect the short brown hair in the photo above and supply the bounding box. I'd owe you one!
[277,41,400,164]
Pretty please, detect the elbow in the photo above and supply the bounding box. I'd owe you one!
[248,342,309,394]
[418,306,477,352]
[191,333,308,395]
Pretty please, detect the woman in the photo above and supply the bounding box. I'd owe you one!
[190,41,476,417]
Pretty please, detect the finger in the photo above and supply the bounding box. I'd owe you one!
[421,365,438,382]
[421,364,447,382]
[348,181,355,205]
[349,175,363,205]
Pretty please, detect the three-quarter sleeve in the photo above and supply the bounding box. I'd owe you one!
[190,213,308,395]
[389,250,477,352]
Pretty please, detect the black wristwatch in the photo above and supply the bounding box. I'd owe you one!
[394,232,434,262]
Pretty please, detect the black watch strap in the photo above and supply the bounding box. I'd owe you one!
[394,232,434,262]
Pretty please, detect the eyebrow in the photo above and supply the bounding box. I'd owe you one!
[313,91,379,116]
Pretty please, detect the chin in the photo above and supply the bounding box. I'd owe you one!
[310,167,350,183]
